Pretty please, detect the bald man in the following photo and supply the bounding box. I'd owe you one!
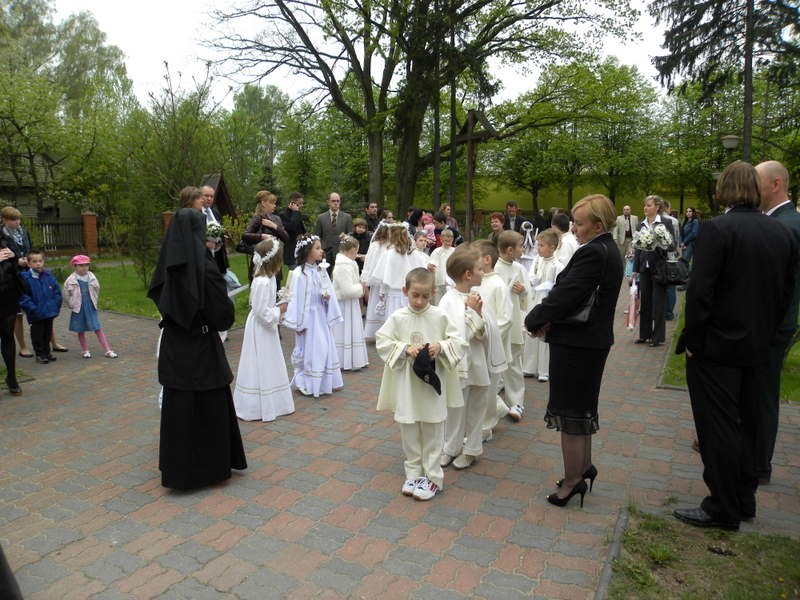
[754,160,800,484]
[612,205,638,258]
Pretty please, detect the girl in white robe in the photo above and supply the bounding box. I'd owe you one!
[427,229,455,304]
[233,238,295,421]
[284,235,344,398]
[332,236,368,370]
[362,222,390,341]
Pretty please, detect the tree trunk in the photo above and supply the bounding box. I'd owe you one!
[531,187,539,213]
[742,0,754,162]
[367,128,384,205]
[395,109,427,216]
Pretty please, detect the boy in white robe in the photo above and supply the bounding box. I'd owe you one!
[427,229,455,304]
[439,244,490,470]
[473,240,513,439]
[376,268,465,501]
[524,229,564,380]
[494,230,531,422]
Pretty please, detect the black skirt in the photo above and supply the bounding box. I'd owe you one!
[544,343,609,435]
[159,386,247,490]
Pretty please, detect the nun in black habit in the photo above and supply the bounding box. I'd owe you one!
[148,208,246,490]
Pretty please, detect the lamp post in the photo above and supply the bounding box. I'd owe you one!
[720,134,740,163]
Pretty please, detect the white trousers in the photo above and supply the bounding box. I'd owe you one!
[400,421,445,488]
[502,344,525,408]
[443,385,489,458]
[525,337,549,378]
[482,372,509,433]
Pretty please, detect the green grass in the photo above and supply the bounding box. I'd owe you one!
[608,508,800,600]
[47,253,255,328]
[662,299,800,403]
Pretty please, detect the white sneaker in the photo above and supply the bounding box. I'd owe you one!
[508,405,524,422]
[412,477,439,501]
[402,477,422,496]
[440,453,455,467]
[482,429,493,442]
[105,350,118,359]
[452,454,475,470]
[538,375,549,383]
[82,351,91,359]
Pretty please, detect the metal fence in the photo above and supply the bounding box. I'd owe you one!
[27,219,84,252]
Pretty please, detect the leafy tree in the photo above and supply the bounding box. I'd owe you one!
[649,0,800,161]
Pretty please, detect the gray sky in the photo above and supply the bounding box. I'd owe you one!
[54,0,666,108]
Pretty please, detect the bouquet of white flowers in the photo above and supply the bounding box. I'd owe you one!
[632,223,672,252]
[206,223,225,241]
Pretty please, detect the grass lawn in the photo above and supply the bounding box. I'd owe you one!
[608,507,800,599]
[46,253,255,328]
[662,298,800,403]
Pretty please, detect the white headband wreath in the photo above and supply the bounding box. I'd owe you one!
[294,235,320,259]
[253,239,281,275]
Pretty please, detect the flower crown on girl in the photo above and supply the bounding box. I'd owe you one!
[294,235,320,259]
[252,239,281,275]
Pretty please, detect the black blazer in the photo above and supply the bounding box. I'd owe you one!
[681,207,798,366]
[771,202,800,345]
[503,214,530,233]
[525,232,623,349]
[631,218,676,273]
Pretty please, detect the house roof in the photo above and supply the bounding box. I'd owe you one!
[200,173,234,217]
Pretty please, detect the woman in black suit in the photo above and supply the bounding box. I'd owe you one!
[525,194,623,507]
[631,195,676,347]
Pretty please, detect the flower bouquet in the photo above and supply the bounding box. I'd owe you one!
[206,223,225,242]
[632,223,673,252]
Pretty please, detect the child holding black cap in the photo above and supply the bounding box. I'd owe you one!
[375,267,465,501]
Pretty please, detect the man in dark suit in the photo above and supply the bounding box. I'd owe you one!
[755,160,800,484]
[364,201,381,232]
[278,192,306,268]
[314,192,353,274]
[673,162,798,531]
[503,201,530,232]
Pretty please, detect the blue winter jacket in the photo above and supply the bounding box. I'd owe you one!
[20,269,62,323]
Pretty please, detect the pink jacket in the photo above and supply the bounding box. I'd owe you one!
[63,272,100,314]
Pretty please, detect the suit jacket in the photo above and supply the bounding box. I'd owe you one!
[681,207,797,366]
[277,207,306,265]
[771,202,800,344]
[503,214,530,233]
[632,218,676,273]
[612,214,639,244]
[315,210,353,252]
[525,232,623,349]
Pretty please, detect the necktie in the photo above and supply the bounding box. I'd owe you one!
[331,212,337,227]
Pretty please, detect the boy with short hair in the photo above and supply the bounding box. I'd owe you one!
[349,217,371,273]
[376,267,465,500]
[439,244,504,469]
[427,228,455,304]
[19,250,62,364]
[524,228,564,380]
[495,230,530,421]
[474,240,513,438]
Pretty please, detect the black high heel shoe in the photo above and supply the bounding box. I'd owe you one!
[556,465,598,492]
[547,480,588,508]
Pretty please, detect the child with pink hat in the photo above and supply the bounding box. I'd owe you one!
[63,255,118,358]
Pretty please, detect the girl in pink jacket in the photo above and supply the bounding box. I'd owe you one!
[63,255,117,358]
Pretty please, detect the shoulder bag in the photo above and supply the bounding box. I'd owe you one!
[553,243,608,325]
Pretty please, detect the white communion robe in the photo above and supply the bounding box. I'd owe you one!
[332,253,369,370]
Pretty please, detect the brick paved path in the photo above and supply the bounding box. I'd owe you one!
[2,290,798,599]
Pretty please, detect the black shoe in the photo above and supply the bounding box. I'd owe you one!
[547,480,588,508]
[5,377,21,395]
[556,465,598,492]
[673,507,739,531]
[46,354,57,362]
[51,345,69,352]
[634,338,650,344]
[35,355,49,364]
[649,340,662,347]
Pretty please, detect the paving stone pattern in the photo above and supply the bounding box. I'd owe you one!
[1,290,798,599]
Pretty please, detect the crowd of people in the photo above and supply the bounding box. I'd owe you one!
[2,160,798,529]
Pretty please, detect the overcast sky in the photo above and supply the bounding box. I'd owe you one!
[54,0,667,108]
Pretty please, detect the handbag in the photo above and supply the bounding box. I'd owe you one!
[553,243,608,325]
[654,257,689,286]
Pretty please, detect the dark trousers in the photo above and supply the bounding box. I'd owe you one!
[665,285,676,318]
[0,312,16,381]
[638,268,667,343]
[686,355,761,523]
[30,317,54,357]
[756,338,793,479]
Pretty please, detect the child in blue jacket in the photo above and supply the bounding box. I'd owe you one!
[20,250,62,364]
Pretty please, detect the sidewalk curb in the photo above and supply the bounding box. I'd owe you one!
[594,506,629,600]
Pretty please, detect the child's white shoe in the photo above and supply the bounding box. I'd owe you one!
[105,350,118,358]
[401,477,422,496]
[82,351,91,359]
[508,405,524,422]
[412,477,439,501]
[439,453,455,468]
[452,454,475,470]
